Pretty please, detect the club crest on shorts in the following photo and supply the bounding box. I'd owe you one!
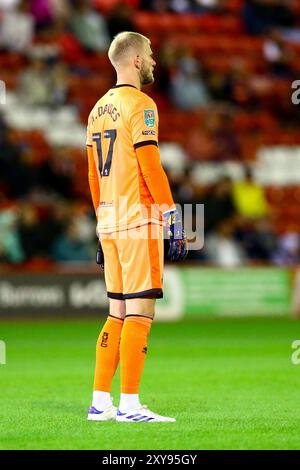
[144,109,155,128]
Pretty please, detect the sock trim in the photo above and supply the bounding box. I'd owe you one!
[108,314,124,322]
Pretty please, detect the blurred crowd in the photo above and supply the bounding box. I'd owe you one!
[0,0,300,268]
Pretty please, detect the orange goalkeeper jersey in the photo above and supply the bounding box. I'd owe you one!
[86,84,174,233]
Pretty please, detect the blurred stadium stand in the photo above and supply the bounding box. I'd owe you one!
[1,0,300,271]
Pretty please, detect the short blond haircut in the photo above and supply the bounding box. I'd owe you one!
[108,31,150,67]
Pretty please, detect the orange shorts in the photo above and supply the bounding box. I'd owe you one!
[100,224,164,300]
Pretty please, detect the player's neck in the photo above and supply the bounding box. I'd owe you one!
[115,73,141,91]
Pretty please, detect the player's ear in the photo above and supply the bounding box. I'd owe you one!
[134,54,142,70]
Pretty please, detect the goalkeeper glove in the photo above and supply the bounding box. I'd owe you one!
[96,241,104,269]
[164,210,188,261]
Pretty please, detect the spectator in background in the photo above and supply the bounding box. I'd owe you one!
[204,218,247,267]
[51,61,70,106]
[272,232,300,266]
[18,54,70,107]
[236,216,278,262]
[232,166,275,262]
[107,2,135,39]
[208,111,241,161]
[18,55,53,106]
[30,0,55,30]
[232,166,268,220]
[141,0,223,13]
[263,29,294,78]
[202,176,236,234]
[0,205,25,264]
[185,111,241,162]
[242,0,294,36]
[0,0,20,11]
[185,123,217,162]
[69,0,110,52]
[30,0,71,30]
[225,60,257,109]
[71,202,96,245]
[0,124,21,196]
[52,15,83,63]
[17,201,74,262]
[0,125,36,198]
[170,55,211,111]
[156,41,179,93]
[169,165,199,204]
[52,219,94,262]
[140,0,170,12]
[51,0,71,22]
[17,203,43,261]
[44,202,70,252]
[38,146,75,199]
[0,0,34,52]
[169,0,192,13]
[207,70,233,102]
[192,0,224,13]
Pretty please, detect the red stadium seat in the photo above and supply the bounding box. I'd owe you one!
[134,12,243,36]
[0,52,26,71]
[265,187,288,205]
[225,0,243,13]
[9,130,50,163]
[94,0,139,14]
[79,53,112,73]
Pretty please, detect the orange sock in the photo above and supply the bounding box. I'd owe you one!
[120,315,153,394]
[93,315,124,392]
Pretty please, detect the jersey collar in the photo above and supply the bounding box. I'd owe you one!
[112,84,138,90]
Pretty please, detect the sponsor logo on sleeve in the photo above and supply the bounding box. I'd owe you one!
[144,109,155,128]
[142,130,156,135]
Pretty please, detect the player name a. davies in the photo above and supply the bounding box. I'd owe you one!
[91,103,120,123]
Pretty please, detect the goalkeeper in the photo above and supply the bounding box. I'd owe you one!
[86,31,188,423]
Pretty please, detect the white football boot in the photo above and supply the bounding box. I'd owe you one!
[87,404,117,421]
[116,405,176,423]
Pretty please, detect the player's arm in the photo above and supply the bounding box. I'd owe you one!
[131,99,174,212]
[87,144,100,215]
[136,143,175,211]
[87,144,104,268]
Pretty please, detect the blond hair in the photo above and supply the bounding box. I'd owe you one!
[108,31,150,67]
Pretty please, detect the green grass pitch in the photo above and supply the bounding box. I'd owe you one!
[0,317,300,450]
